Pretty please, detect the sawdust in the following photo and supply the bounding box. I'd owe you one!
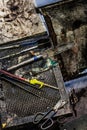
[0,0,46,44]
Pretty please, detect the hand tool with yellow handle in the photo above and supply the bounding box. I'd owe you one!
[0,70,59,90]
[28,79,59,90]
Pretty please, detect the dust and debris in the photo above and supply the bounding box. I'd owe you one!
[42,0,87,77]
[0,0,46,44]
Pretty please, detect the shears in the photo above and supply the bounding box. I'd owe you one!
[33,100,67,130]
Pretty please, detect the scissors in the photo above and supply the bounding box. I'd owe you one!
[33,100,67,130]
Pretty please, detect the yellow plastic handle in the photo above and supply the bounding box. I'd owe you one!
[29,79,44,88]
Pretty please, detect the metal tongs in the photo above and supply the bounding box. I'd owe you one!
[33,99,67,130]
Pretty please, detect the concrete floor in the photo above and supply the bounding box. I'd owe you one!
[60,114,87,130]
[16,114,87,130]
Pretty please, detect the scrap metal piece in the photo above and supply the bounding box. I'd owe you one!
[54,43,75,55]
[34,0,75,8]
[34,0,62,8]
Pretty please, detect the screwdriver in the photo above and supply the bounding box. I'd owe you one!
[0,70,59,91]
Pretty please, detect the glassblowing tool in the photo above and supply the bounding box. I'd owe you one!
[7,55,43,71]
[0,69,41,90]
[1,76,40,98]
[0,41,50,60]
[29,78,59,90]
[0,69,59,91]
[0,38,50,50]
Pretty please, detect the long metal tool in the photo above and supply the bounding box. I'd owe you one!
[0,41,37,50]
[0,70,59,91]
[29,79,59,90]
[0,46,37,60]
[1,76,40,98]
[0,41,50,60]
[0,70,40,90]
[0,40,50,51]
[0,74,40,92]
[7,55,43,71]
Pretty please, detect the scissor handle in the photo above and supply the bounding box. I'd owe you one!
[33,112,44,124]
[41,110,57,130]
[33,109,57,130]
[33,109,54,124]
[41,117,54,130]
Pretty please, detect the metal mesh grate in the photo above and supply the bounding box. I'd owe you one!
[2,68,60,118]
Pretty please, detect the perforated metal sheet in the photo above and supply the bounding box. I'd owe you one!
[2,68,60,118]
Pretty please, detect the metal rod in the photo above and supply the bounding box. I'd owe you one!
[0,41,37,50]
[0,69,28,81]
[44,83,59,90]
[1,76,40,98]
[7,55,43,71]
[0,70,41,91]
[0,40,50,50]
[0,70,59,91]
[0,46,37,60]
[0,41,50,60]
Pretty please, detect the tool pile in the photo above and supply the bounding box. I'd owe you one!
[0,34,71,130]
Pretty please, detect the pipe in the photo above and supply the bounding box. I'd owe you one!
[65,75,87,93]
